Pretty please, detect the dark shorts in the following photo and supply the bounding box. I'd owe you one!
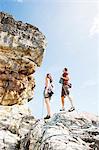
[61,85,69,97]
[43,90,52,99]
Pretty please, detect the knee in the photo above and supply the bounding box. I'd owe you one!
[68,96,72,101]
[45,98,49,104]
[61,96,64,100]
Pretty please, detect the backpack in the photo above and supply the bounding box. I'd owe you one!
[59,78,64,84]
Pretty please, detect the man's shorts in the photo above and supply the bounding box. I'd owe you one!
[61,85,69,97]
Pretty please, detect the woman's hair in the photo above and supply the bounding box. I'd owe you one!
[46,73,53,83]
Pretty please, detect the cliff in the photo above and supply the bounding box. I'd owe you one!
[0,12,46,105]
[0,12,99,150]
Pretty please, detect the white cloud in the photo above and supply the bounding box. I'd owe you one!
[89,14,99,37]
[16,0,23,2]
[81,80,98,89]
[15,0,32,3]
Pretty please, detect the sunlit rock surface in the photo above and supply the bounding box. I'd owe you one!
[0,105,36,150]
[0,109,99,150]
[0,12,99,150]
[39,111,99,150]
[0,12,46,105]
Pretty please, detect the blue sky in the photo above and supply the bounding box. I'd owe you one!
[0,0,99,118]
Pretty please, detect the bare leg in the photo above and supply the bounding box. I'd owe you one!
[45,97,51,116]
[61,96,65,109]
[67,95,75,109]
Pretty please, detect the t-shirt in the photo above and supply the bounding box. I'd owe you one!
[63,72,69,85]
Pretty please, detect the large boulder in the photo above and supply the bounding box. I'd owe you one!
[0,12,46,105]
[0,105,36,150]
[38,111,99,150]
[0,108,99,150]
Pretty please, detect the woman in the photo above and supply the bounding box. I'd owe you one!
[60,68,75,112]
[44,73,54,119]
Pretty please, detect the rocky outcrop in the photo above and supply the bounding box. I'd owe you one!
[0,105,36,150]
[39,111,99,150]
[0,12,46,105]
[0,12,99,150]
[0,108,99,150]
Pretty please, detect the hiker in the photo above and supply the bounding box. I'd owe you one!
[44,73,54,119]
[59,68,75,112]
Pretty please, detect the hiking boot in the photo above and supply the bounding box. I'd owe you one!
[68,107,75,112]
[44,115,51,119]
[60,108,65,111]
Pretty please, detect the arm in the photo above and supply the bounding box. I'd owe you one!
[61,76,69,81]
[45,77,49,89]
[45,77,50,94]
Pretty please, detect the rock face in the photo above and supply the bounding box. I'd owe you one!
[40,112,99,150]
[0,12,99,150]
[0,12,46,105]
[0,105,36,150]
[0,108,99,150]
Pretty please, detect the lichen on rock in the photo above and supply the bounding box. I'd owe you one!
[0,12,46,105]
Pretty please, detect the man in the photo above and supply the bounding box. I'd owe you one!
[60,68,75,112]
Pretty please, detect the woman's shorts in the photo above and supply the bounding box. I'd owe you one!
[61,85,69,97]
[43,90,52,98]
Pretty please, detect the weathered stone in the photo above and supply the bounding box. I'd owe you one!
[0,11,99,150]
[0,105,36,150]
[0,12,46,105]
[0,108,99,150]
[36,111,99,150]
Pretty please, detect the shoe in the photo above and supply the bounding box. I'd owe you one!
[60,108,65,111]
[68,107,75,112]
[44,115,51,119]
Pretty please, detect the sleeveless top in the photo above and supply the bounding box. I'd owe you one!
[45,77,53,91]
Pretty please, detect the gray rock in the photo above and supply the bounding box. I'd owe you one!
[0,106,98,150]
